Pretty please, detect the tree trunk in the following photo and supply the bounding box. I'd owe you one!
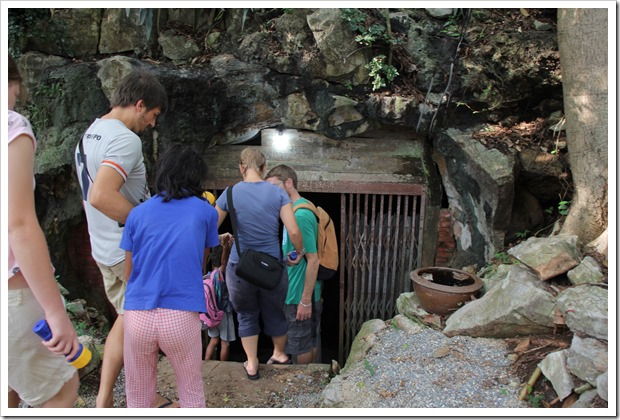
[557,9,608,245]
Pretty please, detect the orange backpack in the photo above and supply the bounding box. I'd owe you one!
[293,201,339,280]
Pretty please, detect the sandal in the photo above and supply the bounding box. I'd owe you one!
[243,361,260,380]
[267,357,292,365]
[156,396,175,408]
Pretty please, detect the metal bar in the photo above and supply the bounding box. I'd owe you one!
[382,195,405,319]
[384,196,400,318]
[338,193,346,364]
[360,194,370,321]
[406,196,419,293]
[384,195,394,320]
[416,193,427,279]
[355,194,363,325]
[375,194,385,315]
[396,195,411,315]
[368,194,377,318]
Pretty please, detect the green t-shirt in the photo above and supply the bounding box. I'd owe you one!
[283,198,320,304]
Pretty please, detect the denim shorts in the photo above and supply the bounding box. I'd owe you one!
[225,261,288,338]
[283,300,323,356]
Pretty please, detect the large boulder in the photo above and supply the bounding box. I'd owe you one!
[565,335,608,386]
[434,127,516,267]
[508,235,582,280]
[555,284,608,340]
[443,265,555,337]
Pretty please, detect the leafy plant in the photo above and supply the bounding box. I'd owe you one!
[340,9,402,91]
[366,55,399,91]
[440,16,462,38]
[341,8,367,33]
[493,252,513,265]
[355,23,389,46]
[558,200,571,216]
[73,320,90,337]
[515,229,530,240]
[528,392,545,408]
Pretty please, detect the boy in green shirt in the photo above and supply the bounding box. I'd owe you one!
[266,165,321,364]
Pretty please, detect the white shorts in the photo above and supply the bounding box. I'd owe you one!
[96,260,127,314]
[207,312,236,342]
[7,288,76,406]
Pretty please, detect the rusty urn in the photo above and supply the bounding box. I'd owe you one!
[410,267,483,316]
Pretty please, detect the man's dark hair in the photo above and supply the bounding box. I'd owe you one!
[265,164,298,189]
[110,70,168,114]
[154,144,206,202]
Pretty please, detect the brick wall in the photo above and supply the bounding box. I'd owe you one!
[435,208,456,266]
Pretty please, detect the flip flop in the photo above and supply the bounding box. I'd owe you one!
[267,357,292,365]
[157,396,174,408]
[243,361,260,380]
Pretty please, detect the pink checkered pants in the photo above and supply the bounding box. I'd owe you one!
[124,309,205,407]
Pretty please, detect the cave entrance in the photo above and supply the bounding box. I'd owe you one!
[204,128,439,365]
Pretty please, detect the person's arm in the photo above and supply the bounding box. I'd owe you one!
[297,252,320,321]
[89,166,133,224]
[280,203,304,257]
[123,251,133,281]
[215,204,228,228]
[203,248,212,274]
[220,240,231,274]
[8,136,80,359]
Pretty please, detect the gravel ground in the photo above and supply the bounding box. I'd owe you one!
[324,325,529,408]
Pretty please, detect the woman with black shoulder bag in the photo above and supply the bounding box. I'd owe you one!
[215,147,304,380]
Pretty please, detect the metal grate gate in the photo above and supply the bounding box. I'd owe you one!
[338,192,425,364]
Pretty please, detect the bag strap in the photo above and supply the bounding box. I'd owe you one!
[227,186,243,257]
[78,136,94,183]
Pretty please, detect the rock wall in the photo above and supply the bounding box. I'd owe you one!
[10,7,566,317]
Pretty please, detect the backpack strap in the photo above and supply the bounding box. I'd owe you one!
[293,201,319,217]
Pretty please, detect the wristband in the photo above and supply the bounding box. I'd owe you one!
[299,300,311,308]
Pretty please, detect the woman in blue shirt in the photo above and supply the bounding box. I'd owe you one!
[121,144,220,407]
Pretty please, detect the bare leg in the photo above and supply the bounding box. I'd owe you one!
[204,336,220,361]
[8,390,21,408]
[270,334,288,363]
[220,340,230,361]
[41,371,79,408]
[295,350,314,364]
[240,335,259,375]
[96,314,124,408]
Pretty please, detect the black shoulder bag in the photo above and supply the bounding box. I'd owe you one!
[227,186,283,290]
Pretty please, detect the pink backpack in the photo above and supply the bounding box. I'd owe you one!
[200,269,224,328]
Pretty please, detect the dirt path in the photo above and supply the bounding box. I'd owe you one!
[157,359,331,408]
[77,358,332,408]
